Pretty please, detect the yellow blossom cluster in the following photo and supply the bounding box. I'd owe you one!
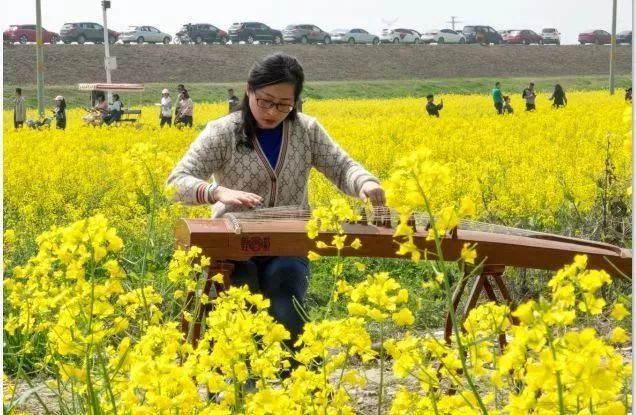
[3,92,632,414]
[4,91,631,264]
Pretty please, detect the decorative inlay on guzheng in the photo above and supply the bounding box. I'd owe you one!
[175,206,632,346]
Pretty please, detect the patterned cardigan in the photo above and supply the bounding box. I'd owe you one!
[166,111,379,217]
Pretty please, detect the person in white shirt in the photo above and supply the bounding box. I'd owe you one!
[160,88,172,127]
[102,94,123,125]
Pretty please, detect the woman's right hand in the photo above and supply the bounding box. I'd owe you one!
[213,186,264,208]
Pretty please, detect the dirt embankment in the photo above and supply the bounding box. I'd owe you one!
[3,43,632,85]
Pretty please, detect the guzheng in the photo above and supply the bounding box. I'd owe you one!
[175,207,631,276]
[175,207,632,346]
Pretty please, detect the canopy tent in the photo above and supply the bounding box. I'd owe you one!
[79,83,144,125]
[78,83,145,92]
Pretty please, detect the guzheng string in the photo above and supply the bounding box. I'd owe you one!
[228,205,549,238]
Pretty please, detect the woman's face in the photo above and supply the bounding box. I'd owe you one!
[247,82,295,129]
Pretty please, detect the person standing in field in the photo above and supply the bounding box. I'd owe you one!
[425,94,443,117]
[549,84,567,109]
[177,89,193,127]
[625,87,632,103]
[522,82,537,111]
[175,84,185,119]
[160,88,173,127]
[228,88,240,113]
[14,87,27,129]
[492,82,504,115]
[53,95,67,130]
[166,52,385,352]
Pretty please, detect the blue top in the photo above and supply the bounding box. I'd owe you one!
[255,124,283,170]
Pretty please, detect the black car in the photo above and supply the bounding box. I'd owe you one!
[228,22,283,44]
[617,30,632,44]
[462,25,503,44]
[175,23,228,45]
[60,22,119,44]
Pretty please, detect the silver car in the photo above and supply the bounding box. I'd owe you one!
[330,28,379,44]
[120,25,172,44]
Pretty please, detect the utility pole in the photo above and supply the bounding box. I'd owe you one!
[446,16,462,31]
[609,0,617,94]
[35,0,45,118]
[101,0,114,90]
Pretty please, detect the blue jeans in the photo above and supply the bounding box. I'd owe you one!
[230,256,310,346]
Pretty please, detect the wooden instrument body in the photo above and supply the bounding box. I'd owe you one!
[175,218,631,277]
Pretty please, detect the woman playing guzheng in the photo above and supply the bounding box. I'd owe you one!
[167,52,385,349]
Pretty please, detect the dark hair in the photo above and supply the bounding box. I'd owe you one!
[59,99,67,111]
[529,82,535,87]
[237,53,304,150]
[426,94,434,99]
[554,84,563,93]
[503,95,510,101]
[113,94,120,101]
[16,87,22,94]
[495,82,500,87]
[178,84,185,89]
[182,89,190,99]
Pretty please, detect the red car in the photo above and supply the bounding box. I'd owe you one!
[4,24,60,44]
[503,29,543,45]
[578,29,611,45]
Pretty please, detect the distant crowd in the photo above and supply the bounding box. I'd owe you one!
[425,82,633,118]
[10,81,632,130]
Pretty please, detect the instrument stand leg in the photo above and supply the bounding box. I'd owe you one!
[444,264,513,350]
[181,261,234,348]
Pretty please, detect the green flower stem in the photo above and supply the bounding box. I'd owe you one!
[322,248,343,320]
[545,326,566,415]
[414,173,488,414]
[377,322,385,415]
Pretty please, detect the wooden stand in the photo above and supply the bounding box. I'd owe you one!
[444,264,517,351]
[181,261,234,348]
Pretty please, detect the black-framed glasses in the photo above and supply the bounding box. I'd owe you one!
[255,96,295,113]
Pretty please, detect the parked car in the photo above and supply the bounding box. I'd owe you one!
[380,28,421,44]
[578,29,611,45]
[503,29,543,45]
[462,25,503,44]
[228,22,282,44]
[617,30,632,44]
[119,26,171,44]
[3,24,60,44]
[60,22,118,44]
[282,24,331,44]
[420,28,465,44]
[330,28,379,44]
[541,28,561,45]
[175,23,228,44]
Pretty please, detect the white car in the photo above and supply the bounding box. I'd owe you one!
[420,28,465,44]
[380,28,421,44]
[541,28,561,45]
[120,25,172,44]
[330,28,379,44]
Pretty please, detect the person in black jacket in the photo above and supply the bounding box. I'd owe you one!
[425,94,443,117]
[227,88,240,113]
[53,95,67,130]
[549,84,567,109]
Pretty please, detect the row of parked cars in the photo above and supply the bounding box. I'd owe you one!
[3,22,633,46]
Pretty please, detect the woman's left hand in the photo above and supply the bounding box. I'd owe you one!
[359,181,386,207]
